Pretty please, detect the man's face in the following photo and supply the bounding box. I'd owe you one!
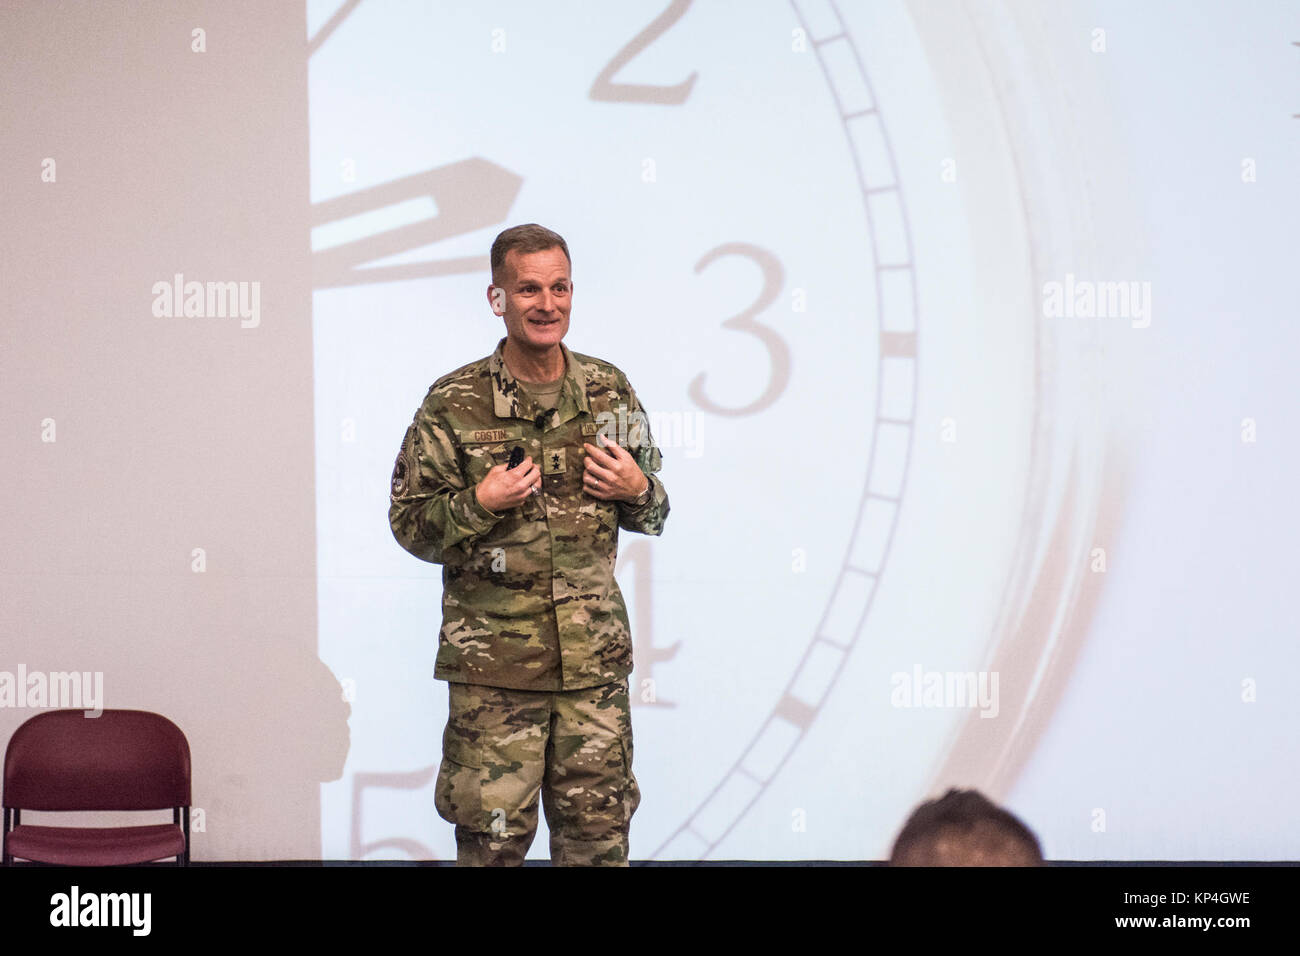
[490,246,572,353]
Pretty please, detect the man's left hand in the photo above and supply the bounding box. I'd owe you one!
[583,435,649,502]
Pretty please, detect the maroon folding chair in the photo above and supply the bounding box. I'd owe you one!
[2,709,191,865]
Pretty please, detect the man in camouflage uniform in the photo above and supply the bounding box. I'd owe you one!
[388,223,669,866]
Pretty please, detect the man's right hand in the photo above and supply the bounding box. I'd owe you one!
[475,457,541,514]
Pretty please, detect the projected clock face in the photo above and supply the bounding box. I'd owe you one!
[309,0,1082,861]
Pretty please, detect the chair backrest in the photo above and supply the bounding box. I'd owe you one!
[3,709,190,811]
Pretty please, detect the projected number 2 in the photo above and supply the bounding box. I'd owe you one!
[589,0,697,105]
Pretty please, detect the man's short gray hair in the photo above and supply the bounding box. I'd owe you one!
[490,223,571,284]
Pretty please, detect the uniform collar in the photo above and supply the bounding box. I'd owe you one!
[489,336,591,426]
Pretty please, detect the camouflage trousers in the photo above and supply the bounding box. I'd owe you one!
[435,677,640,866]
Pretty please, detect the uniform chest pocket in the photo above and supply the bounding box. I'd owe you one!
[461,441,510,485]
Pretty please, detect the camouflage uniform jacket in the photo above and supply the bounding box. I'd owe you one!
[389,336,669,691]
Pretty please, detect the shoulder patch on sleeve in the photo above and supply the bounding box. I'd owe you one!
[391,423,416,499]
